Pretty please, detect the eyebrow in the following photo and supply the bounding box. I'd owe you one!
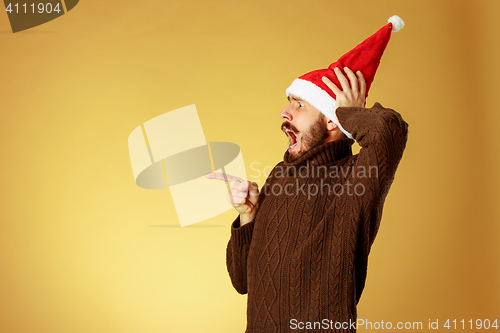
[288,95,304,103]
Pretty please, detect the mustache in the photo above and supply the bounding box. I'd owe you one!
[281,121,299,134]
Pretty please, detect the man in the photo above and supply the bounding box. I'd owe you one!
[206,16,408,332]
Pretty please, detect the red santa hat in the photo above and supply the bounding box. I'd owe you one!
[285,15,405,139]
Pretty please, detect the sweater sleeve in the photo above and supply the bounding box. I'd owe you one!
[225,162,282,295]
[336,103,408,303]
[335,102,408,203]
[226,216,255,294]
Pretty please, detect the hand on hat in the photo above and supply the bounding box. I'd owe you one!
[322,67,366,109]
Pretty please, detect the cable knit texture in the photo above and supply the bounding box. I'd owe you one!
[226,102,408,332]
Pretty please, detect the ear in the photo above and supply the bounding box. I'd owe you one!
[325,118,339,132]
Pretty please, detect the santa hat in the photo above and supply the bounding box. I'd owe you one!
[285,15,405,139]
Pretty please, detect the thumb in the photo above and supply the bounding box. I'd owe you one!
[248,181,260,201]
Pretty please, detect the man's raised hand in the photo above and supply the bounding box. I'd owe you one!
[322,67,366,109]
[205,172,260,226]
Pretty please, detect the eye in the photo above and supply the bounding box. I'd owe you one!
[299,102,304,108]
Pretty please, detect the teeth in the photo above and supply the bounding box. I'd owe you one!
[285,128,297,149]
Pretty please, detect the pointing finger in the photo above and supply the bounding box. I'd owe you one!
[205,172,243,183]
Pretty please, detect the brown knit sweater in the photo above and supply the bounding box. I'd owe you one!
[226,103,408,332]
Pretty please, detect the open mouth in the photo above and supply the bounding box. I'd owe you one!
[285,128,298,149]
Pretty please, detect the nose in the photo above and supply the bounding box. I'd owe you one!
[279,104,292,121]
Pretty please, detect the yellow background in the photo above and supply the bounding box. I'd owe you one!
[1,0,499,332]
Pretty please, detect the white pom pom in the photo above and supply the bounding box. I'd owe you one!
[388,15,405,32]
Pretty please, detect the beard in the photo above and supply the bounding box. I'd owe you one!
[283,113,329,163]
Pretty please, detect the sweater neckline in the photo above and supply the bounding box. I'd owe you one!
[283,138,354,167]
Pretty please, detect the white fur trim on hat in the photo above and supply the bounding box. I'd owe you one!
[285,78,353,139]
